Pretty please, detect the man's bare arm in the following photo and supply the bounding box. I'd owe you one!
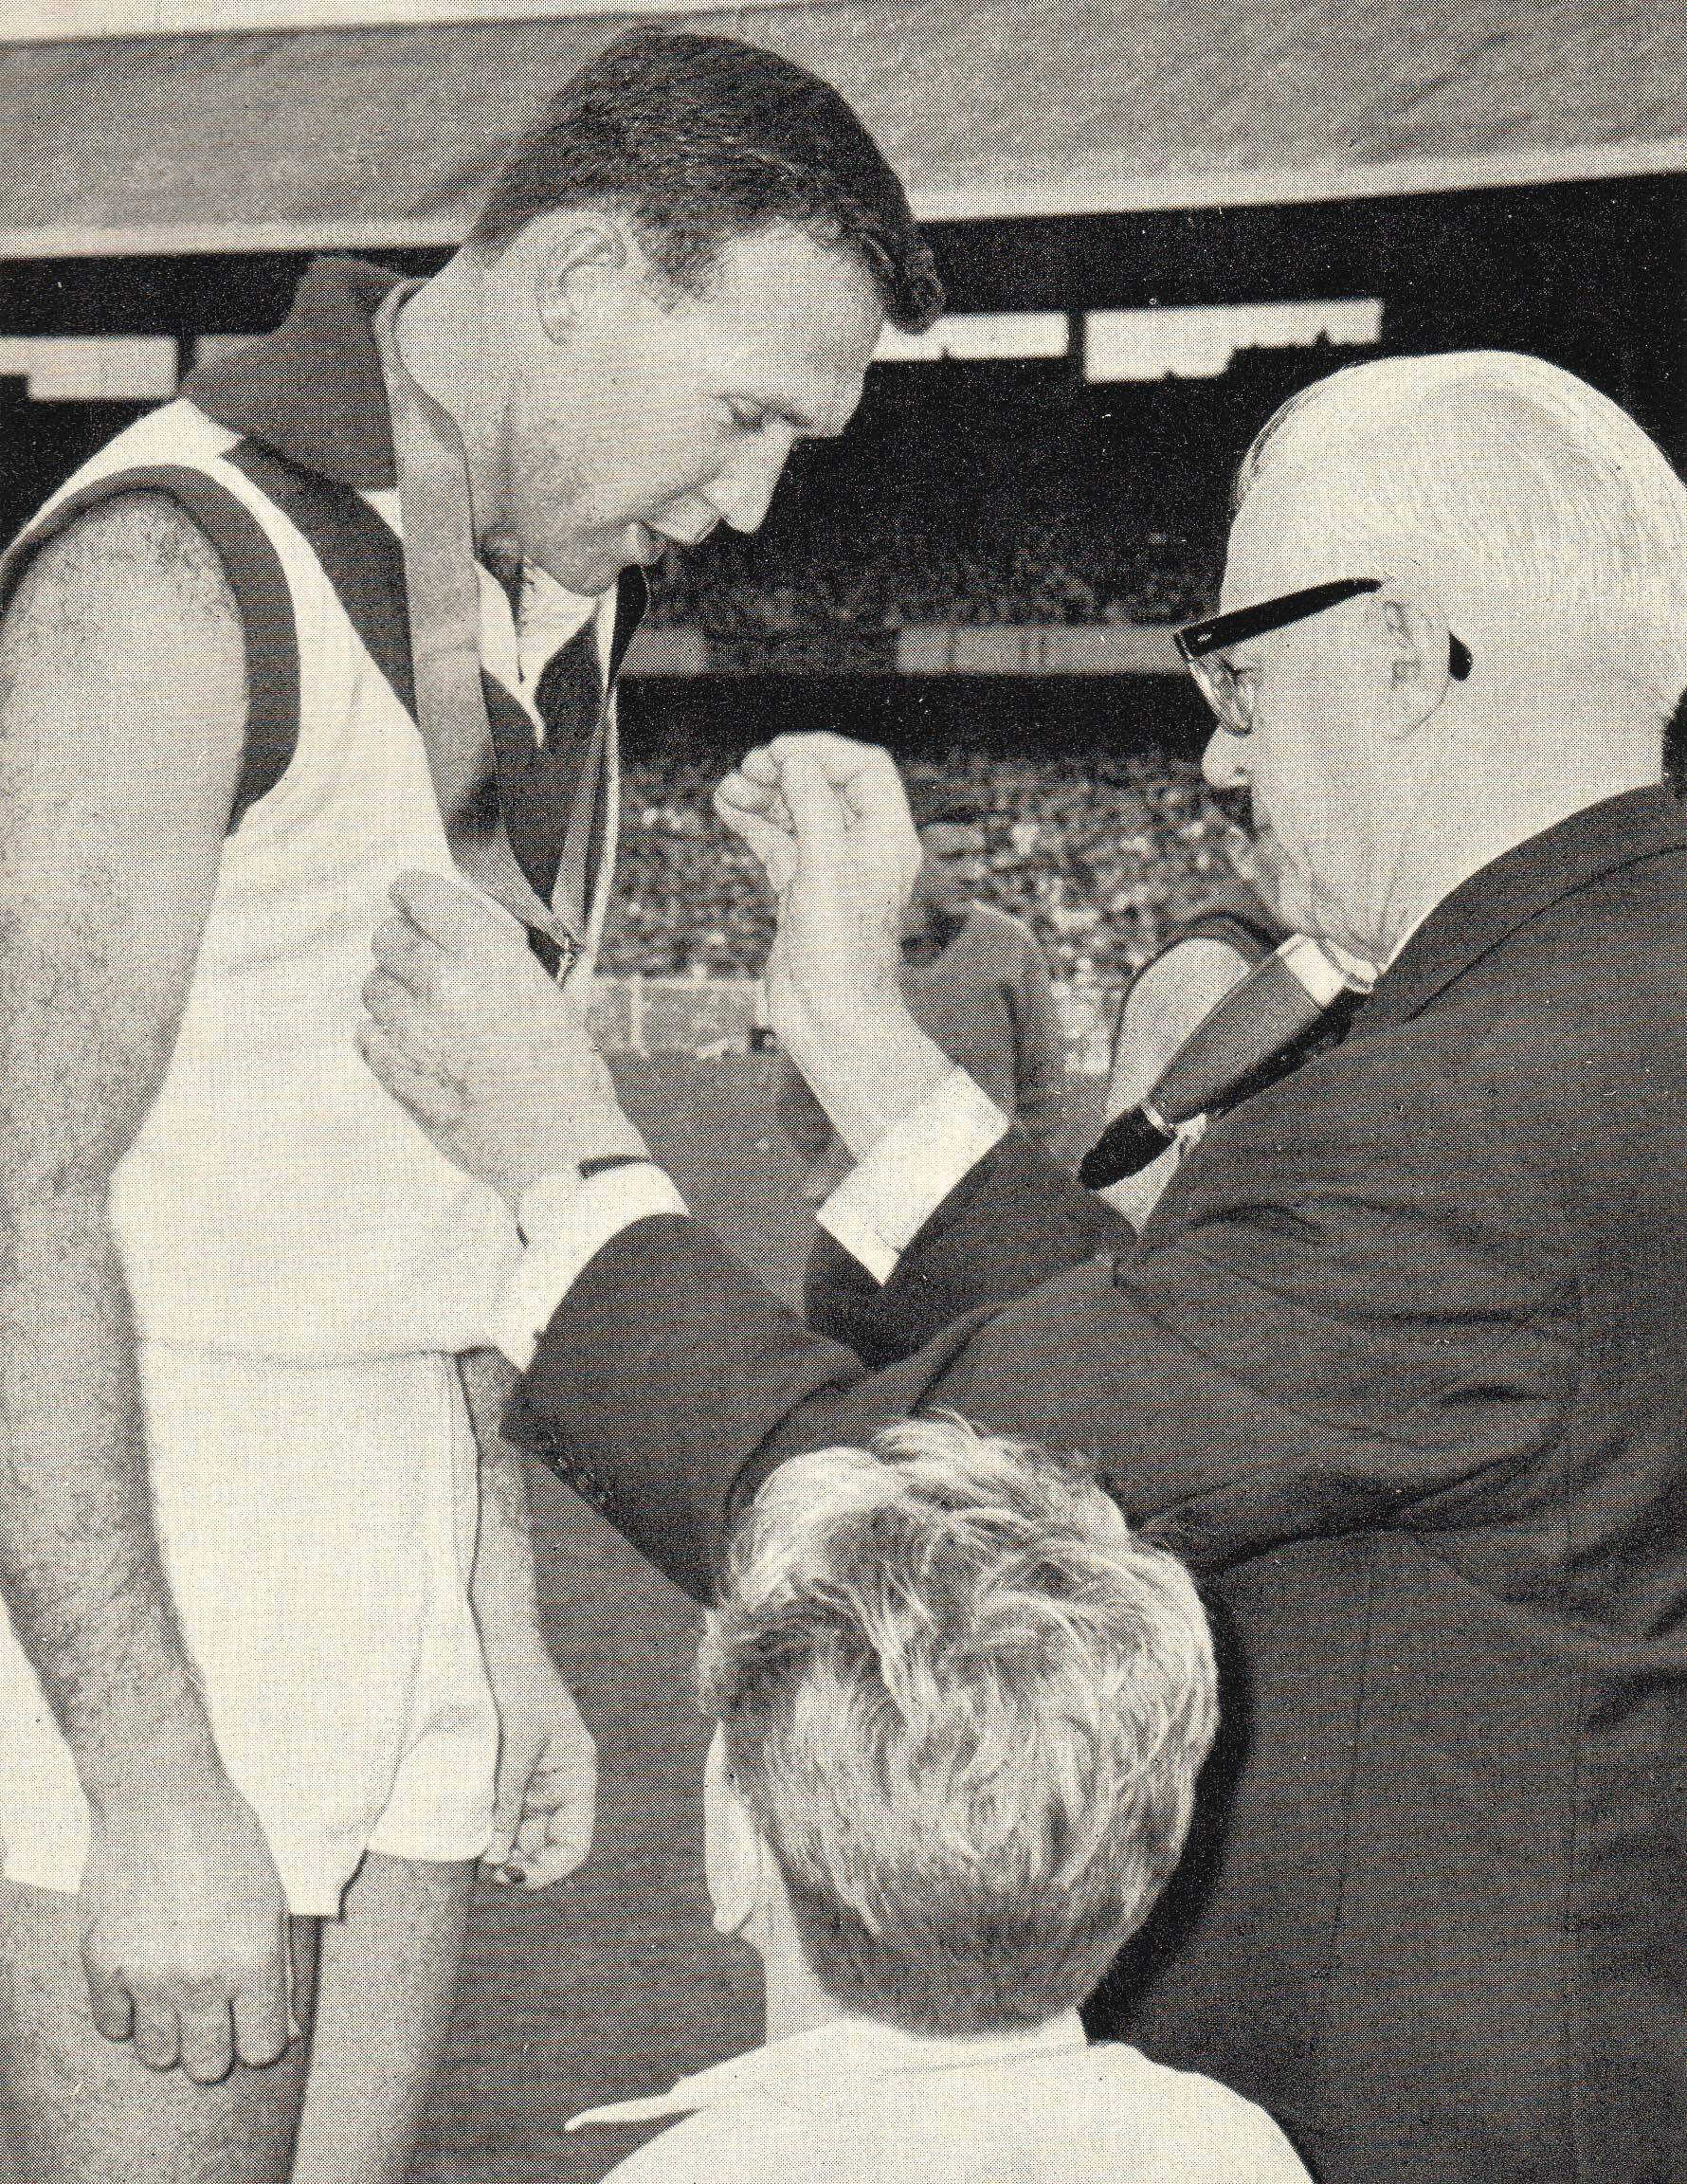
[460,1350,596,1889]
[0,495,291,2084]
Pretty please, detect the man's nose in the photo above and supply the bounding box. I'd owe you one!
[1202,726,1248,791]
[704,434,792,536]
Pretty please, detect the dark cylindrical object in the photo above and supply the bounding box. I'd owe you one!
[1079,935,1355,1188]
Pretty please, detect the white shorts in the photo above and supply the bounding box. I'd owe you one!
[0,1345,499,1917]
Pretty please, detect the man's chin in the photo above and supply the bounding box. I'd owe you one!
[533,551,628,600]
[513,525,634,599]
[1243,838,1292,924]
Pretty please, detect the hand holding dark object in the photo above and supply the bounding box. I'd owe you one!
[357,872,646,1205]
[461,1351,598,1894]
[479,1645,597,1890]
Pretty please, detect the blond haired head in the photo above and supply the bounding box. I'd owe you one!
[698,1416,1218,2034]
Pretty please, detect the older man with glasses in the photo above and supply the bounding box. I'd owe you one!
[358,352,1687,2184]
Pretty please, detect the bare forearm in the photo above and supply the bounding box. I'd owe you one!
[461,1356,596,1888]
[0,1192,220,1798]
[463,1349,541,1642]
[0,490,292,2065]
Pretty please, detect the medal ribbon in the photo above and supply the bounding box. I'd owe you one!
[372,283,599,972]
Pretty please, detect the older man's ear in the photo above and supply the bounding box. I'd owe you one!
[1375,592,1465,737]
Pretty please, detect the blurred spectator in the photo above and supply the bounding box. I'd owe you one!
[774,795,1068,1198]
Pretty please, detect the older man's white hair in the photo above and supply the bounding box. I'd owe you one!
[1236,352,1687,720]
[696,1415,1218,2035]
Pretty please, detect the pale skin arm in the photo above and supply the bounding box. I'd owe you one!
[458,1349,596,1890]
[0,497,291,2084]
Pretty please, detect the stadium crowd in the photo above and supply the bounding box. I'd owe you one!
[602,748,1242,990]
[644,519,1213,638]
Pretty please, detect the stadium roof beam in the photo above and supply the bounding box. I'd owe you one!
[0,1,1682,258]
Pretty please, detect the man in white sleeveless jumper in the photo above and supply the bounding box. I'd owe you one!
[0,29,939,2184]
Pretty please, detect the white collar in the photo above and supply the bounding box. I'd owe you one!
[567,2009,1088,2131]
[362,486,605,719]
[512,560,605,693]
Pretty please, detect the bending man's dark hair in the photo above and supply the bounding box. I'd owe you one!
[473,27,943,334]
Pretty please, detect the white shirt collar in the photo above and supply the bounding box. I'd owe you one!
[512,560,605,694]
[362,487,607,727]
[567,2009,1088,2132]
[481,562,606,729]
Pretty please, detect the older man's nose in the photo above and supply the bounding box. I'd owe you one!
[1203,726,1248,791]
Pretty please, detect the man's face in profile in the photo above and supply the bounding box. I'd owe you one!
[911,821,987,924]
[1203,474,1418,965]
[501,220,884,597]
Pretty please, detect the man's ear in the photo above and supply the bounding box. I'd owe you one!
[532,212,633,347]
[704,1727,769,1938]
[1374,592,1455,739]
[710,1784,768,1938]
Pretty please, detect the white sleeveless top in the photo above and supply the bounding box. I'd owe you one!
[33,397,614,1363]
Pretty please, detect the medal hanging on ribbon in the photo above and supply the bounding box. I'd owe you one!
[372,284,608,975]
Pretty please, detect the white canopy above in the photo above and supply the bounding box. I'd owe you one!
[3,0,1682,257]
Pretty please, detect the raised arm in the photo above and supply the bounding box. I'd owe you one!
[354,862,1528,1611]
[713,735,953,1152]
[0,497,291,2083]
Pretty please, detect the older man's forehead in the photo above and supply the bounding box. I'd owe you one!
[1221,458,1373,613]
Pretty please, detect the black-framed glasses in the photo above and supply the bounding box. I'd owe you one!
[1175,577,1473,737]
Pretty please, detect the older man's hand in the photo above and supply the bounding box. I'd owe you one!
[358,872,645,1207]
[715,733,917,1027]
[715,734,949,1156]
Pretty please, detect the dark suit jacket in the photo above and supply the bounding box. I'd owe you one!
[505,786,1687,2184]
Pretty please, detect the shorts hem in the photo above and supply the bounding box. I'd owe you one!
[363,1820,494,1870]
[0,1853,85,1902]
[0,1846,353,1921]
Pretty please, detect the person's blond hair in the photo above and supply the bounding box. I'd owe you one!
[697,1416,1218,2033]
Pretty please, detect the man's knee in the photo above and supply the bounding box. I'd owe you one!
[0,1877,310,2184]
